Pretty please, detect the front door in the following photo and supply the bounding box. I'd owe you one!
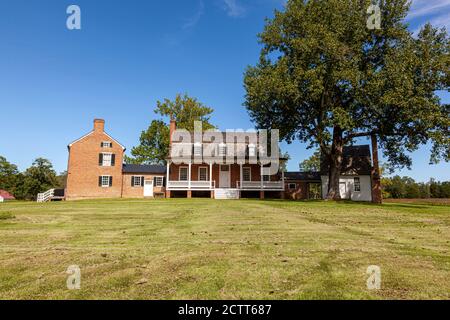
[339,182,350,199]
[144,180,154,197]
[219,165,230,188]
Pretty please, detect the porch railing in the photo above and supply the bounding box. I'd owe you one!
[167,180,215,190]
[237,181,285,190]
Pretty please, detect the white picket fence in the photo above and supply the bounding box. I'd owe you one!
[37,189,55,203]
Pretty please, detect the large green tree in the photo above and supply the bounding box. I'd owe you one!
[299,149,321,172]
[20,158,59,200]
[244,0,449,199]
[0,156,19,194]
[125,120,170,165]
[126,94,216,164]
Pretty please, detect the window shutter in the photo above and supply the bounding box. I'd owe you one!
[141,177,144,187]
[131,176,134,187]
[98,176,102,187]
[153,177,157,186]
[99,154,103,166]
[110,142,113,148]
[100,142,103,147]
[109,176,113,187]
[111,154,116,166]
[163,177,166,187]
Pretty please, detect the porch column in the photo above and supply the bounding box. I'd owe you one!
[260,164,263,189]
[239,163,243,190]
[166,161,170,184]
[209,162,213,190]
[188,162,192,189]
[166,161,171,198]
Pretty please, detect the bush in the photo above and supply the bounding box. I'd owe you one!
[0,212,15,220]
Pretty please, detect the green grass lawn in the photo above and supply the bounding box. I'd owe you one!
[0,199,449,300]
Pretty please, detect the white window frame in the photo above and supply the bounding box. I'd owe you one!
[132,176,142,187]
[101,141,112,148]
[354,177,361,192]
[102,152,112,167]
[243,167,251,182]
[198,166,208,181]
[101,175,111,188]
[288,183,297,190]
[155,176,164,187]
[179,166,189,181]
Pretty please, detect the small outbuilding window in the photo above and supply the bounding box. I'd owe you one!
[132,176,144,187]
[154,176,164,187]
[289,183,297,190]
[354,177,361,192]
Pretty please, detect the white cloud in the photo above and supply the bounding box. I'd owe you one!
[408,0,450,19]
[183,0,205,30]
[222,0,246,17]
[408,0,450,34]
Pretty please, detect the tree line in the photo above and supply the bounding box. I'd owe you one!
[0,156,66,200]
[382,176,450,199]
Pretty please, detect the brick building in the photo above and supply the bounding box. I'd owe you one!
[66,119,165,200]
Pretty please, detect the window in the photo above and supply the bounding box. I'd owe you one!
[243,167,251,182]
[199,167,208,181]
[194,143,202,157]
[132,176,143,187]
[218,143,227,156]
[263,175,270,182]
[101,141,112,148]
[289,183,297,190]
[354,177,361,192]
[154,176,164,187]
[101,153,113,166]
[100,176,111,188]
[248,144,256,157]
[179,167,188,181]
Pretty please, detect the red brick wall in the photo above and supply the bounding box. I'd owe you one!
[284,181,309,200]
[66,120,124,200]
[121,174,165,198]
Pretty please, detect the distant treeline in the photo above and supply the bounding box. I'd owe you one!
[382,176,450,199]
[0,156,66,200]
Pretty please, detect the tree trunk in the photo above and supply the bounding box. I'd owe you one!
[327,126,344,200]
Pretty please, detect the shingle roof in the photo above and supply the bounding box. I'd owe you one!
[284,172,321,181]
[320,145,372,175]
[0,189,15,200]
[122,164,166,174]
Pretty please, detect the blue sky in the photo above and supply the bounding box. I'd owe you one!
[0,0,449,182]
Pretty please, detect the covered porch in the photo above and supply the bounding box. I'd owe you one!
[166,161,285,198]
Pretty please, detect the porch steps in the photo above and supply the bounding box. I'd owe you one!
[214,189,240,200]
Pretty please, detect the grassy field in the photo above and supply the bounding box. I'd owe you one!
[0,199,449,300]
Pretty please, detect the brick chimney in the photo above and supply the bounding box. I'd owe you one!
[169,118,177,144]
[94,119,105,132]
[371,134,382,204]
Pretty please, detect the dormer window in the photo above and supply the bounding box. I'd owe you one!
[194,142,202,157]
[101,141,112,148]
[248,143,256,157]
[218,143,227,157]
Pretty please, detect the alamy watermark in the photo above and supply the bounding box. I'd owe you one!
[170,121,280,175]
[66,5,81,30]
[366,265,381,290]
[66,265,81,290]
[367,2,381,30]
